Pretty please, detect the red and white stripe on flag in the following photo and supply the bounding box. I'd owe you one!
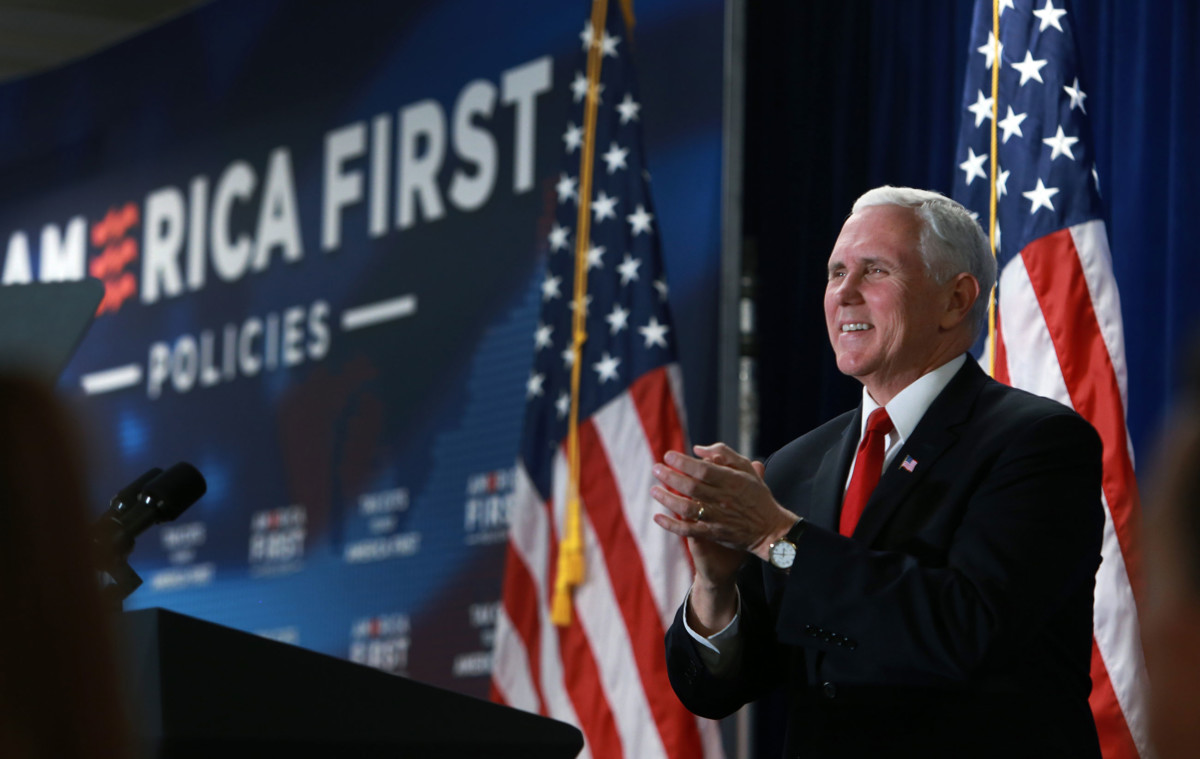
[491,366,724,759]
[992,221,1148,757]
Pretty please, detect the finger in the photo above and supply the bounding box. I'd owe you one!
[650,484,707,521]
[652,511,711,539]
[653,462,725,504]
[664,450,746,488]
[751,460,766,478]
[692,443,756,474]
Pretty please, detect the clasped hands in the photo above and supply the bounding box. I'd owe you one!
[651,442,799,576]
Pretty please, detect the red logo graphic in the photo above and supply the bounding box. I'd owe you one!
[89,203,139,315]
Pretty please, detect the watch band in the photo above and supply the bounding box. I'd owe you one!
[786,517,807,543]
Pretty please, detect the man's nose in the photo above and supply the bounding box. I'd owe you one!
[832,272,864,304]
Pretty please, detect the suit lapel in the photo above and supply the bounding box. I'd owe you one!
[852,360,990,546]
[810,408,861,531]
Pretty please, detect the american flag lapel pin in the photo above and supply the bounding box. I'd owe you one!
[900,455,918,472]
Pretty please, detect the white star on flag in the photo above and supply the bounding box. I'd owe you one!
[616,93,641,124]
[653,278,669,301]
[638,317,670,349]
[1043,125,1079,161]
[526,371,545,399]
[600,30,620,57]
[626,204,653,235]
[1032,0,1067,32]
[563,122,583,153]
[603,142,629,174]
[1022,178,1059,213]
[593,191,618,222]
[998,106,1027,143]
[548,223,570,252]
[1064,77,1088,113]
[586,243,606,270]
[959,146,989,185]
[556,173,578,204]
[967,90,995,128]
[1011,51,1048,86]
[996,168,1010,198]
[579,21,593,50]
[534,323,554,350]
[978,30,1003,70]
[555,391,570,419]
[541,274,562,301]
[571,71,589,102]
[593,352,620,382]
[617,254,641,284]
[605,304,630,334]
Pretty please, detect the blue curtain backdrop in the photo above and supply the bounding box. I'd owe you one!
[1070,0,1200,457]
[747,0,1199,753]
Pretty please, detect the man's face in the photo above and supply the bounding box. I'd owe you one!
[823,204,955,401]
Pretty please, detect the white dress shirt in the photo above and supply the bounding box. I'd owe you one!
[683,354,968,669]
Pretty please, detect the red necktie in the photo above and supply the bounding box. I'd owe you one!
[839,408,894,536]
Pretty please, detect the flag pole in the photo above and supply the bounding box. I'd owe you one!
[986,0,1000,378]
[552,0,610,628]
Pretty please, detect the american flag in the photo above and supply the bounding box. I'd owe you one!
[490,2,724,757]
[953,2,1148,757]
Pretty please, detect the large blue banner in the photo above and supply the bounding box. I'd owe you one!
[0,0,723,699]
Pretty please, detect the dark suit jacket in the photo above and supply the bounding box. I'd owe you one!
[665,358,1104,758]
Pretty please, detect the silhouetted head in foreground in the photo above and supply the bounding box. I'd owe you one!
[0,376,131,758]
[1143,343,1200,759]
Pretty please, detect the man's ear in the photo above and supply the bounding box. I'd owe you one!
[940,273,981,331]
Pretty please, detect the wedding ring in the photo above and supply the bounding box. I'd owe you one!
[696,506,706,522]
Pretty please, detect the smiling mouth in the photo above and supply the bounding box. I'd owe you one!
[841,323,872,332]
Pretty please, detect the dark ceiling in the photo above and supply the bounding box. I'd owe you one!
[0,0,209,83]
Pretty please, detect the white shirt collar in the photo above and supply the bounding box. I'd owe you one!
[860,353,968,441]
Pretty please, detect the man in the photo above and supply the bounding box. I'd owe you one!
[1142,347,1200,759]
[652,187,1104,757]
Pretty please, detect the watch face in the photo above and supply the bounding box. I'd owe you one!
[770,540,796,569]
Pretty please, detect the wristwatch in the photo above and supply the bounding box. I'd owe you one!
[768,518,807,572]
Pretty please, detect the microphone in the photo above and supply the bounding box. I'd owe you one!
[94,463,207,560]
[139,462,207,522]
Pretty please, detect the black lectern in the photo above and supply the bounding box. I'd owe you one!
[121,608,583,758]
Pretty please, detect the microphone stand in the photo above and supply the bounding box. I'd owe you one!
[93,463,207,611]
[101,555,142,611]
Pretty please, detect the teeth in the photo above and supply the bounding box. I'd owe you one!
[842,323,871,332]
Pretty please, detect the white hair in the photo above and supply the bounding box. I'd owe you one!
[852,186,997,339]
